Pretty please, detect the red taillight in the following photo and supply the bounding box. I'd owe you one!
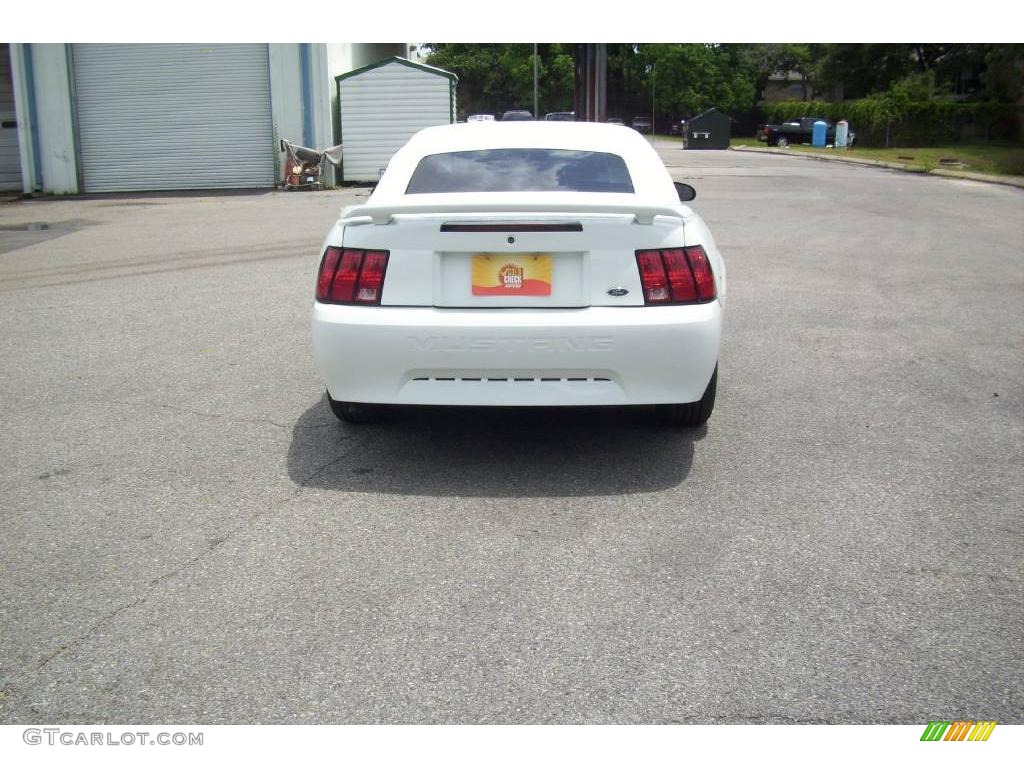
[331,250,364,303]
[661,248,698,302]
[685,245,716,301]
[354,251,388,303]
[635,246,716,305]
[315,247,340,301]
[315,247,390,305]
[635,250,669,302]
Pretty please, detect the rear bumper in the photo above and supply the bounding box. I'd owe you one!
[311,303,722,406]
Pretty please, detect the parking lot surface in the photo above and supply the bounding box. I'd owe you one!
[0,146,1021,723]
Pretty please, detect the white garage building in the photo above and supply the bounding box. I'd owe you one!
[4,43,414,194]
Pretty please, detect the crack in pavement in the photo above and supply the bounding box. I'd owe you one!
[913,566,1020,583]
[0,250,306,294]
[91,397,292,431]
[84,397,345,434]
[1,238,312,282]
[300,433,374,485]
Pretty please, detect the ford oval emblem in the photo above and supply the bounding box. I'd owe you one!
[607,287,629,297]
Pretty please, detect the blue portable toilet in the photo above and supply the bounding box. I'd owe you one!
[812,120,828,147]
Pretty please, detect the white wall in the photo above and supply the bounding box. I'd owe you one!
[309,44,337,185]
[325,44,410,78]
[34,45,77,194]
[11,44,79,194]
[308,44,335,151]
[268,44,304,158]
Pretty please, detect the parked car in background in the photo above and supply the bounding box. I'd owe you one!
[761,117,856,148]
[467,114,496,122]
[606,117,624,125]
[312,122,725,427]
[544,111,576,121]
[631,116,653,134]
[500,110,534,121]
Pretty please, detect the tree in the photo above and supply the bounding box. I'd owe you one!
[424,43,574,118]
[813,44,1023,101]
[632,44,758,120]
[744,44,821,100]
[982,44,1024,103]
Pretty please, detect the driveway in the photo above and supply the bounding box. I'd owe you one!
[0,149,1021,723]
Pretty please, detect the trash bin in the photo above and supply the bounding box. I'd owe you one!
[684,108,731,150]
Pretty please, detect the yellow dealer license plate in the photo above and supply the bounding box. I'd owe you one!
[471,254,552,296]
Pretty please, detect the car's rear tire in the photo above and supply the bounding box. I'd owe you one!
[327,391,382,424]
[776,135,789,149]
[656,365,717,428]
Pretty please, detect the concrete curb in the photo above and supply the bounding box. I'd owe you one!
[730,145,1024,190]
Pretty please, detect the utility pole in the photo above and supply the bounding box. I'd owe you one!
[573,44,607,122]
[533,43,539,119]
[651,62,656,142]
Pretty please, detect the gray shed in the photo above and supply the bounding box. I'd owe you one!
[336,57,457,182]
[684,107,731,150]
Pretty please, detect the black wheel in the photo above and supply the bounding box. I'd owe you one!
[776,135,789,149]
[656,365,717,428]
[327,391,382,424]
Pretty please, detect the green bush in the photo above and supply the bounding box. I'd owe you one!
[760,99,1020,147]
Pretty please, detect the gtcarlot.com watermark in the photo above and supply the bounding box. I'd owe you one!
[23,728,203,746]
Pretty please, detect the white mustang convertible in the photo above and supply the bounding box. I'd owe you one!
[311,122,725,426]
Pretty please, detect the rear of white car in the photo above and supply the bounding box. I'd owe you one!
[311,122,725,425]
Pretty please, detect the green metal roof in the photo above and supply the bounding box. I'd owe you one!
[334,56,458,84]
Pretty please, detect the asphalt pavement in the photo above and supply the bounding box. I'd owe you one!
[0,145,1021,723]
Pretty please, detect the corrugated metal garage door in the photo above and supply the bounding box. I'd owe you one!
[0,44,23,192]
[72,44,275,192]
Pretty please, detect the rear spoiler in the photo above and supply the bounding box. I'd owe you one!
[340,201,686,226]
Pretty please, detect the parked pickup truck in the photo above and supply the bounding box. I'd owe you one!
[760,117,855,148]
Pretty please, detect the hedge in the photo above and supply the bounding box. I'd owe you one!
[760,99,1021,147]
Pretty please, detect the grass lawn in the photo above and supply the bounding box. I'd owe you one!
[731,137,1024,176]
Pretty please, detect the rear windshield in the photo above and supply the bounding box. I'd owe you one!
[405,148,635,194]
